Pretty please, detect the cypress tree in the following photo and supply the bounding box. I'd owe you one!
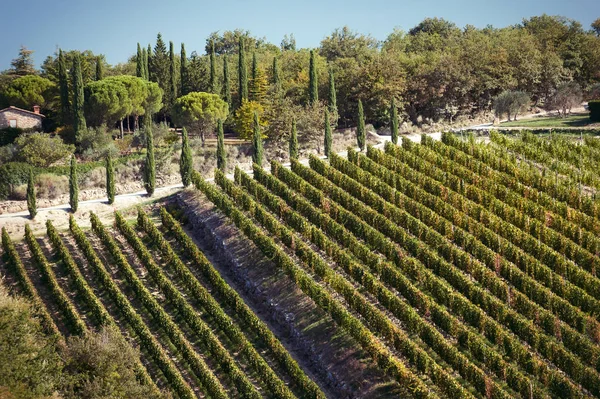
[180,43,187,95]
[289,119,298,160]
[106,155,115,205]
[72,54,86,143]
[390,98,399,145]
[58,49,70,125]
[27,169,36,220]
[69,156,78,213]
[169,41,177,105]
[308,49,318,106]
[328,68,337,114]
[357,99,366,151]
[238,37,248,107]
[209,41,217,94]
[146,44,151,80]
[144,124,156,196]
[95,56,103,80]
[216,119,226,171]
[223,56,231,109]
[252,112,263,166]
[324,111,332,158]
[272,57,281,95]
[180,127,193,187]
[249,52,258,101]
[136,43,144,78]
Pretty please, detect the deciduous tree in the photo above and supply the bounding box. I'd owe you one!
[172,92,229,143]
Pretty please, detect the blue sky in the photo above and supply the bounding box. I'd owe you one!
[1,0,599,70]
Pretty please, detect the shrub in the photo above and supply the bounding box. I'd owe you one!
[77,126,118,161]
[0,127,23,146]
[589,100,600,122]
[14,132,75,167]
[0,162,33,200]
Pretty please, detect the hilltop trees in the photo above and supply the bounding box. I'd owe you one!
[3,75,55,110]
[9,46,36,76]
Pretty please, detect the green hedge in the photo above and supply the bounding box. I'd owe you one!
[590,101,600,122]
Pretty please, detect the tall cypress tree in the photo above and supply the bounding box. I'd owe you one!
[72,55,86,143]
[324,111,332,158]
[357,100,366,151]
[180,127,193,187]
[106,155,115,205]
[238,36,248,108]
[390,98,399,145]
[289,119,298,160]
[180,43,187,96]
[95,56,104,81]
[69,156,78,213]
[209,41,217,94]
[58,49,70,125]
[252,112,263,166]
[308,49,318,106]
[272,57,281,95]
[169,41,177,106]
[328,68,337,114]
[249,52,258,101]
[144,124,156,196]
[146,44,151,80]
[223,56,231,109]
[216,119,226,171]
[136,43,144,78]
[27,169,36,220]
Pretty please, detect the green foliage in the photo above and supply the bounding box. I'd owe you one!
[222,56,232,109]
[95,56,104,81]
[289,119,298,160]
[172,92,228,141]
[209,41,217,94]
[238,36,248,107]
[272,56,281,95]
[150,33,170,117]
[180,127,193,186]
[84,78,131,127]
[136,43,144,78]
[106,154,115,204]
[252,111,263,165]
[216,119,226,171]
[328,68,336,115]
[180,43,187,95]
[590,100,600,121]
[493,90,531,121]
[72,55,87,143]
[14,132,75,167]
[9,45,36,76]
[4,75,55,110]
[324,111,332,157]
[356,99,365,150]
[234,100,266,140]
[69,156,78,212]
[58,49,70,125]
[0,282,62,398]
[144,124,155,196]
[308,50,318,105]
[169,41,177,107]
[0,127,22,146]
[390,97,399,144]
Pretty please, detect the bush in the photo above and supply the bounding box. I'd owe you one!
[14,133,75,167]
[77,126,118,161]
[589,100,600,122]
[0,127,23,146]
[0,162,33,200]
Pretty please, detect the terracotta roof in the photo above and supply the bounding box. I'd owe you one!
[0,106,45,118]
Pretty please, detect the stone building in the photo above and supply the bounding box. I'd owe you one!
[0,106,44,130]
